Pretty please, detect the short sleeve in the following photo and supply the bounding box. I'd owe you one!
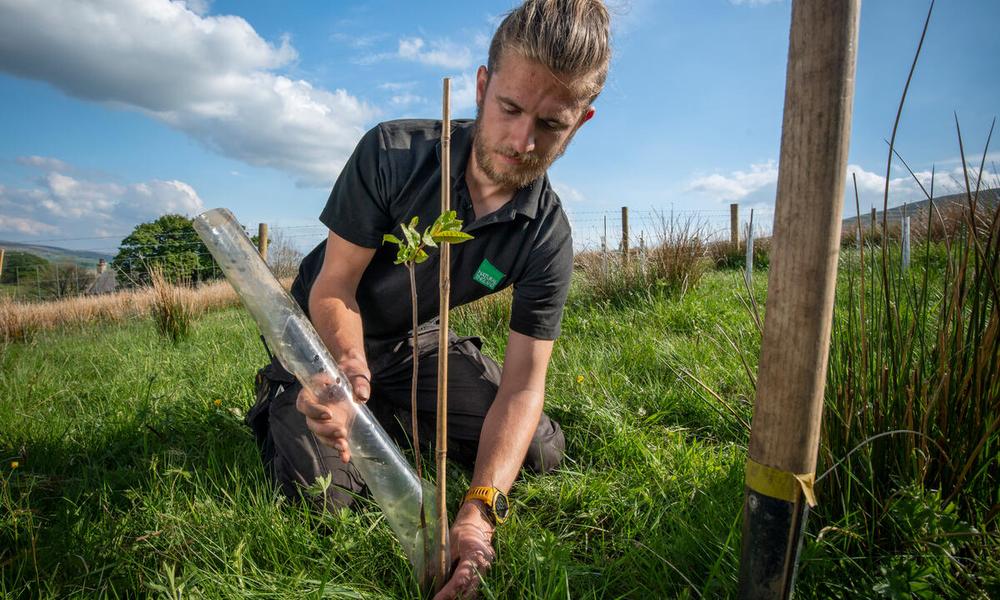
[509,212,574,340]
[319,125,393,248]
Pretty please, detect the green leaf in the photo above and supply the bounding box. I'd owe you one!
[382,233,401,246]
[402,223,420,247]
[422,228,438,248]
[413,248,430,263]
[432,230,474,244]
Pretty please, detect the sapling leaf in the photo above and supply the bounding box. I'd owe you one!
[422,229,438,248]
[402,222,420,247]
[431,230,474,243]
[383,233,402,245]
[414,248,430,264]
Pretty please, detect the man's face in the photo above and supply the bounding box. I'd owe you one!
[472,52,595,191]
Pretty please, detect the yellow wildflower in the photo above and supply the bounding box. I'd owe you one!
[576,375,585,384]
[214,399,222,407]
[10,461,18,469]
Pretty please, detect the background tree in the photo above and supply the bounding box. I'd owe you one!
[41,263,97,298]
[266,229,305,279]
[111,214,218,287]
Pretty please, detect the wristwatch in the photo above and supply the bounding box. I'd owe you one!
[463,486,510,525]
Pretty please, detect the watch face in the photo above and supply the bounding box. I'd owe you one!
[494,492,509,519]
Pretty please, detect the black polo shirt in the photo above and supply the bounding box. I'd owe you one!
[290,119,574,342]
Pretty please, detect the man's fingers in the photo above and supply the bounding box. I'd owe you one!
[432,561,480,600]
[350,374,371,403]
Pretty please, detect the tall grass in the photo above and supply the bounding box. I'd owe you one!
[0,278,299,344]
[150,268,197,343]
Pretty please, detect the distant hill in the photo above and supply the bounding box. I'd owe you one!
[843,188,1000,230]
[0,240,114,269]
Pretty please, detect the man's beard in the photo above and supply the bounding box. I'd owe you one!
[472,106,569,190]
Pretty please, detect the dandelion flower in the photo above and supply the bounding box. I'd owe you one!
[576,375,585,384]
[214,399,222,407]
[10,461,18,469]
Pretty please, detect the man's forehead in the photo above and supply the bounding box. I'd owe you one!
[487,54,592,113]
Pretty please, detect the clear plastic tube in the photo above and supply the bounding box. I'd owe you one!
[192,208,442,582]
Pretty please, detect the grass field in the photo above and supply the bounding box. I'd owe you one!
[1,256,997,597]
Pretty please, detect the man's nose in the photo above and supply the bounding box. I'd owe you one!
[510,118,536,154]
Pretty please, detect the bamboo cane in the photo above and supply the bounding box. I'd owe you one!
[435,76,452,591]
[738,2,859,598]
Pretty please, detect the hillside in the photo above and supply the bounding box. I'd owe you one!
[842,187,999,230]
[0,240,113,268]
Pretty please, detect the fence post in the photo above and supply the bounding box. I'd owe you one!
[258,223,269,261]
[738,1,860,598]
[745,209,755,287]
[601,214,608,276]
[36,265,41,300]
[639,232,646,274]
[731,203,740,246]
[902,215,911,270]
[0,248,5,281]
[621,206,629,267]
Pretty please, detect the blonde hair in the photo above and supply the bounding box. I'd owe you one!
[488,0,611,103]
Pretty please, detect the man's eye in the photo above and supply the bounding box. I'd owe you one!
[501,105,518,115]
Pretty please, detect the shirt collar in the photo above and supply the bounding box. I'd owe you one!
[437,119,544,221]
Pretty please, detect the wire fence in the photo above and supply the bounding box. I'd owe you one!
[0,206,775,303]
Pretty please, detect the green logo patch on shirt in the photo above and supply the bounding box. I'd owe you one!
[473,258,504,290]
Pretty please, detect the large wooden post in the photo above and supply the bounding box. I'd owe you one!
[738,2,860,598]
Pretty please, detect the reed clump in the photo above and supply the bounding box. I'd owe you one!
[575,214,708,303]
[811,187,1000,595]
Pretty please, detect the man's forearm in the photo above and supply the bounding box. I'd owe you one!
[309,287,369,377]
[469,388,545,494]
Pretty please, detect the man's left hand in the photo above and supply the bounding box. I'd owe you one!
[433,502,496,600]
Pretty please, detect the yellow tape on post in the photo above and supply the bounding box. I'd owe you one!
[745,458,817,507]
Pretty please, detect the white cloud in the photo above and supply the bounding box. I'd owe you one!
[16,156,73,172]
[0,215,59,236]
[450,73,478,116]
[0,157,204,242]
[0,0,376,187]
[685,161,779,201]
[390,93,425,107]
[397,37,474,69]
[378,81,418,91]
[552,181,588,204]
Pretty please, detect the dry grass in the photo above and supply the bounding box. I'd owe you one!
[0,279,245,344]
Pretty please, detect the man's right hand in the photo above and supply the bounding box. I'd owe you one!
[295,361,371,462]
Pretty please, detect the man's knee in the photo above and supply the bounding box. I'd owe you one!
[523,415,565,474]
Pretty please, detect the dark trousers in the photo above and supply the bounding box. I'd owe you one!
[247,325,565,510]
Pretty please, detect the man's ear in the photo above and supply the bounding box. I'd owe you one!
[475,65,489,107]
[579,106,596,125]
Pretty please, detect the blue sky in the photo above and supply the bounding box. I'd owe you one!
[0,0,997,253]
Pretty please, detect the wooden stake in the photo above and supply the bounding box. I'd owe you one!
[435,76,452,591]
[0,248,5,282]
[738,2,859,598]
